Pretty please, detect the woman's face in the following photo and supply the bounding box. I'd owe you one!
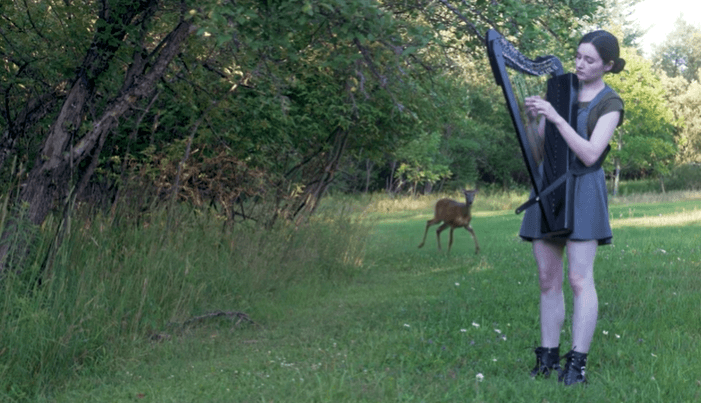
[575,43,612,84]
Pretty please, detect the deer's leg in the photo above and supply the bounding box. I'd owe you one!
[448,226,456,252]
[466,225,480,254]
[418,219,440,248]
[436,223,449,251]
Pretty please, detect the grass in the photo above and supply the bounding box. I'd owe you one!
[3,190,701,402]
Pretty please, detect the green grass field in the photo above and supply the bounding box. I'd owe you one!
[3,191,701,402]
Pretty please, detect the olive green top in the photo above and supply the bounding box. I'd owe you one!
[580,89,624,136]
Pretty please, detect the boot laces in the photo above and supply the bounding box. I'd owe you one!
[560,350,586,384]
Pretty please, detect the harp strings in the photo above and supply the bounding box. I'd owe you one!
[512,73,547,165]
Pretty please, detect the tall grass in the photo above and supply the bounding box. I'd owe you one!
[3,189,701,401]
[38,190,701,402]
[0,204,370,401]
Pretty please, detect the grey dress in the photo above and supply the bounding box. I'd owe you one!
[519,86,618,245]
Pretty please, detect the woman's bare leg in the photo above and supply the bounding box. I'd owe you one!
[566,240,598,353]
[533,239,565,348]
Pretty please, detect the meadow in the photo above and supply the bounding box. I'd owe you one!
[2,189,701,402]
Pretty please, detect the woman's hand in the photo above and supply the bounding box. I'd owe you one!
[525,96,561,124]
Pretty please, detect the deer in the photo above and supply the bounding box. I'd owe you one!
[418,189,480,254]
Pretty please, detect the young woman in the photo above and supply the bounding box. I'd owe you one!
[520,30,625,386]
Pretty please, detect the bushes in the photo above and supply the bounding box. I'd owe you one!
[613,164,701,195]
[664,163,701,191]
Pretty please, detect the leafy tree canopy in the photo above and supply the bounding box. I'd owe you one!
[607,45,678,179]
[651,17,701,82]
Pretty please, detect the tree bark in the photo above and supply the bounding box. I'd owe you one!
[0,90,64,172]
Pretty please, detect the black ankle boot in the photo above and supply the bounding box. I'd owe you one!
[530,346,561,378]
[559,349,587,386]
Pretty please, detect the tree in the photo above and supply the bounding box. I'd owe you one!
[592,0,647,49]
[660,73,701,164]
[651,17,701,82]
[606,46,677,193]
[1,1,197,269]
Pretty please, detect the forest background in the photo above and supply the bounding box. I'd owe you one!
[1,0,701,256]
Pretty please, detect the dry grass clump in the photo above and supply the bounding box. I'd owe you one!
[365,189,529,214]
[610,190,701,205]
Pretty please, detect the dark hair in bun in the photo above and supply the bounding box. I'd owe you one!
[579,30,626,74]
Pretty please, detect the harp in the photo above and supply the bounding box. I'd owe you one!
[485,29,578,236]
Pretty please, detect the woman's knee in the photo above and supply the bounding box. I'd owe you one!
[538,269,563,293]
[568,271,595,296]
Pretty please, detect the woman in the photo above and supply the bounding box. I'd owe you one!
[520,30,625,386]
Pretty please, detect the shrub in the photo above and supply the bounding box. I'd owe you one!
[664,163,701,191]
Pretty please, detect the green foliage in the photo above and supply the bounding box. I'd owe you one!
[660,74,701,164]
[186,0,608,199]
[589,0,646,48]
[0,0,95,167]
[663,163,701,191]
[1,0,620,257]
[606,46,677,180]
[394,131,451,193]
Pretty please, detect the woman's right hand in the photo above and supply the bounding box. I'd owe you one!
[524,95,541,120]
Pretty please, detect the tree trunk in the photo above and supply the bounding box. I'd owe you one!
[364,159,373,194]
[292,128,350,225]
[0,91,63,172]
[613,131,623,196]
[387,160,397,194]
[613,157,621,196]
[0,16,193,271]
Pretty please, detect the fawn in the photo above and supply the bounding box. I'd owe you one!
[418,189,480,254]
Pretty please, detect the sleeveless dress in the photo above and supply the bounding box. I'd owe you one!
[519,86,618,245]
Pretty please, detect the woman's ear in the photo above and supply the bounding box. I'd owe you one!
[604,60,614,72]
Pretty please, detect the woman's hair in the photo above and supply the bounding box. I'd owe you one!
[579,30,626,74]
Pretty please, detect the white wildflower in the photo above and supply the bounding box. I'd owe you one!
[403,324,410,328]
[494,329,501,334]
[602,330,609,335]
[460,329,467,333]
[476,373,484,382]
[472,322,480,328]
